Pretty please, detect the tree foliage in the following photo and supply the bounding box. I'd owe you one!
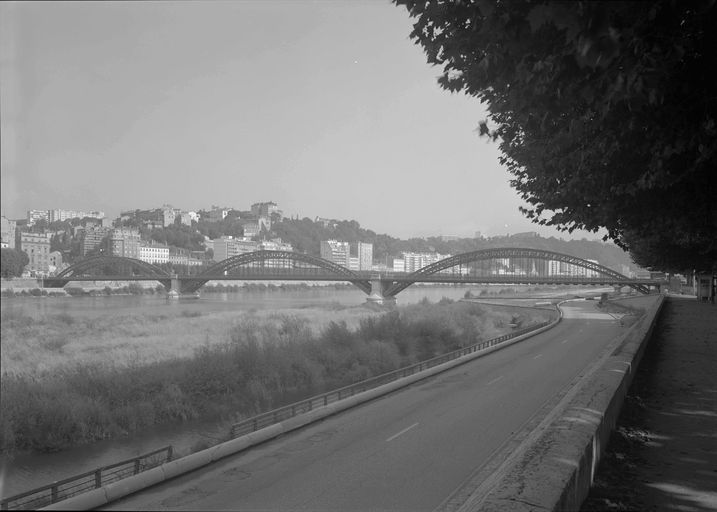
[1,248,30,278]
[395,0,717,271]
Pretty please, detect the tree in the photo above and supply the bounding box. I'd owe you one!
[1,248,30,278]
[395,0,717,271]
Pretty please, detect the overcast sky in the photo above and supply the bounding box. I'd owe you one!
[1,1,604,240]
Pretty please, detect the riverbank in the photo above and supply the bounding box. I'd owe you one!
[0,297,555,456]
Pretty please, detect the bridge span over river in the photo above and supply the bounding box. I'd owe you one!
[42,247,664,302]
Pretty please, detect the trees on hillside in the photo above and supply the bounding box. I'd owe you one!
[394,0,717,271]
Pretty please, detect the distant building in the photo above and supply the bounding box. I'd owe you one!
[242,220,261,238]
[320,240,350,267]
[349,256,360,271]
[20,232,51,275]
[212,236,258,262]
[258,239,293,252]
[82,226,111,256]
[392,258,406,272]
[108,227,140,259]
[48,251,63,275]
[401,252,450,273]
[1,216,16,249]
[162,206,176,227]
[27,210,49,226]
[356,242,373,271]
[139,242,169,265]
[315,217,338,229]
[47,209,105,223]
[208,206,230,223]
[251,201,282,227]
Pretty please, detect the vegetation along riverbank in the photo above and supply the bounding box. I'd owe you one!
[0,298,554,454]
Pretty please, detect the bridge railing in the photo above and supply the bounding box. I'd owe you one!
[230,318,553,438]
[0,446,172,511]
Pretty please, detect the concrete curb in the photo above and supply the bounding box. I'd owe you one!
[472,294,665,511]
[41,313,561,510]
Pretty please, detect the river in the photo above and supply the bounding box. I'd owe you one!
[0,283,592,499]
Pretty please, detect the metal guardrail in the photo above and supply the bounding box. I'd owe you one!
[0,446,172,511]
[230,319,553,438]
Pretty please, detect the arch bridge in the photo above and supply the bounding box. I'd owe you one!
[42,248,662,299]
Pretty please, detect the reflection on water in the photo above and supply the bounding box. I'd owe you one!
[0,284,488,498]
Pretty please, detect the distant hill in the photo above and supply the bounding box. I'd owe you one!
[268,218,635,273]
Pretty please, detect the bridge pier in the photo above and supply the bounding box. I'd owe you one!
[165,275,182,299]
[366,279,397,305]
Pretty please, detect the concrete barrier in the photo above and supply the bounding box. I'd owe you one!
[464,294,664,511]
[41,313,561,510]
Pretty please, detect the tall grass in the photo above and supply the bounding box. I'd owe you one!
[0,301,554,454]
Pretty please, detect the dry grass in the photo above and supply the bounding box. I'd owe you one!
[0,305,384,376]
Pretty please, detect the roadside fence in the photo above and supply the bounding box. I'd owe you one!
[0,446,172,511]
[231,318,553,438]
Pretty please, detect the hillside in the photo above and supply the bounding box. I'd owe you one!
[268,218,635,273]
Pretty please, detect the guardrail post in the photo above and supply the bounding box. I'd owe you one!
[95,469,102,488]
[134,459,141,475]
[167,446,173,461]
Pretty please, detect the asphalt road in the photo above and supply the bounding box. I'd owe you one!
[108,300,625,511]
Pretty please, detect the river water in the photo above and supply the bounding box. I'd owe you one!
[2,283,514,498]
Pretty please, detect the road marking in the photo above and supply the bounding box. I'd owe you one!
[386,422,419,442]
[561,339,569,344]
[487,375,504,386]
[533,354,543,359]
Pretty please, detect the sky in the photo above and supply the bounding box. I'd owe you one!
[0,0,604,241]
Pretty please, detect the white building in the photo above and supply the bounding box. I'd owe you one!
[357,242,373,271]
[320,240,351,267]
[139,243,169,264]
[401,252,450,273]
[212,236,258,262]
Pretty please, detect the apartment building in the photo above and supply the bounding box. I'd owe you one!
[47,209,105,223]
[320,240,350,267]
[1,216,16,249]
[20,232,51,275]
[212,236,258,262]
[26,210,49,226]
[139,242,169,265]
[401,252,450,273]
[108,227,140,259]
[82,226,112,256]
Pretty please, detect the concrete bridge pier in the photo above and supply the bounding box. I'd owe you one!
[366,279,397,305]
[163,275,181,299]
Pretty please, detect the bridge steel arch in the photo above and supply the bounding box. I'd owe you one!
[55,256,172,280]
[180,251,372,294]
[384,248,650,297]
[43,256,173,289]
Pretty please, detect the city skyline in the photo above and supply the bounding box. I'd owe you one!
[1,1,605,241]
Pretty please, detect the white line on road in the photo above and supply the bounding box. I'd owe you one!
[533,354,543,359]
[561,339,569,344]
[386,423,419,443]
[486,375,504,386]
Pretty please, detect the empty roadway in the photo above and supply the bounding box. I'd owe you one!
[107,300,625,511]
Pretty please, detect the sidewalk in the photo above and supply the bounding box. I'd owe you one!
[582,296,717,511]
